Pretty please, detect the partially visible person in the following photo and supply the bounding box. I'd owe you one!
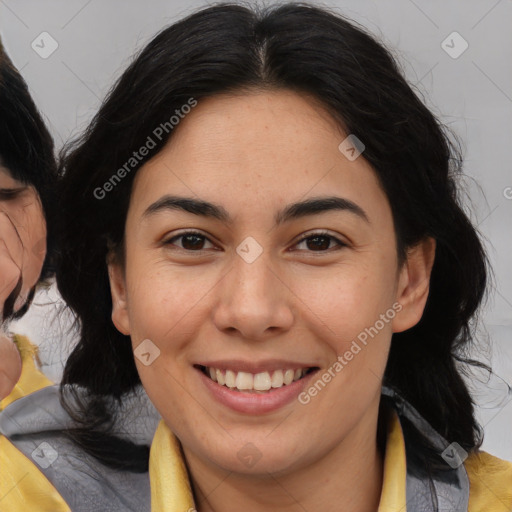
[0,39,159,512]
[0,37,57,401]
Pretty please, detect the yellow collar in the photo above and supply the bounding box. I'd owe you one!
[149,420,196,511]
[149,408,407,512]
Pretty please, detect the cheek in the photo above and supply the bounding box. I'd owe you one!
[125,270,201,434]
[290,258,397,399]
[18,202,47,287]
[124,261,217,346]
[29,205,47,258]
[292,258,397,340]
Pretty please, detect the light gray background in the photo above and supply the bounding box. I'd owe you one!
[1,0,511,460]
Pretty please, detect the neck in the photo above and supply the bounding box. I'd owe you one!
[184,399,386,512]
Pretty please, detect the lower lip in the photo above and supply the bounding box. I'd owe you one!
[196,368,319,415]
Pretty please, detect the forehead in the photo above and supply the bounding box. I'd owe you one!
[168,89,345,161]
[129,90,390,226]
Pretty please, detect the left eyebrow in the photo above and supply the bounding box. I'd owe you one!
[275,196,370,225]
[142,195,370,225]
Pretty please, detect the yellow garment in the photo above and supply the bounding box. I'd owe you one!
[0,334,53,411]
[0,334,70,511]
[465,450,512,511]
[1,336,512,512]
[0,436,71,512]
[149,421,196,511]
[377,406,407,511]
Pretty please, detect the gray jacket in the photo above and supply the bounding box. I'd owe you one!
[0,385,470,511]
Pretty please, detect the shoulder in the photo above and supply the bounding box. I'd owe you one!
[464,449,512,511]
[0,434,71,511]
[382,386,512,510]
[0,427,151,512]
[0,375,159,511]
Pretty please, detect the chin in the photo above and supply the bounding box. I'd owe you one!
[196,435,307,476]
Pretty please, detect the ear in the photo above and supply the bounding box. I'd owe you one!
[107,253,131,336]
[392,237,436,333]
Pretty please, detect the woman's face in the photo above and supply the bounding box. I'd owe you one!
[0,166,46,316]
[109,90,434,476]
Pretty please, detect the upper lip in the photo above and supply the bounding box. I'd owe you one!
[195,360,319,374]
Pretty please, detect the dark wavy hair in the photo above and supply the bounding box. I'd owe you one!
[56,1,492,481]
[0,39,57,317]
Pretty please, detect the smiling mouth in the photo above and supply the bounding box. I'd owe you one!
[196,365,319,393]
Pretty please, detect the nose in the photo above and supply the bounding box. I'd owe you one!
[212,247,294,341]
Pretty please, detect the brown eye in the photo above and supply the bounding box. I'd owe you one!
[306,235,330,251]
[294,231,346,252]
[181,234,206,250]
[164,231,215,251]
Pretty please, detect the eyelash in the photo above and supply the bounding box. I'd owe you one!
[163,230,347,253]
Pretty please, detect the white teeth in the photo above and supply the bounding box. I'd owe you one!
[235,371,253,390]
[203,366,310,392]
[271,370,284,388]
[283,369,294,385]
[225,370,236,388]
[253,372,272,391]
[216,369,225,386]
